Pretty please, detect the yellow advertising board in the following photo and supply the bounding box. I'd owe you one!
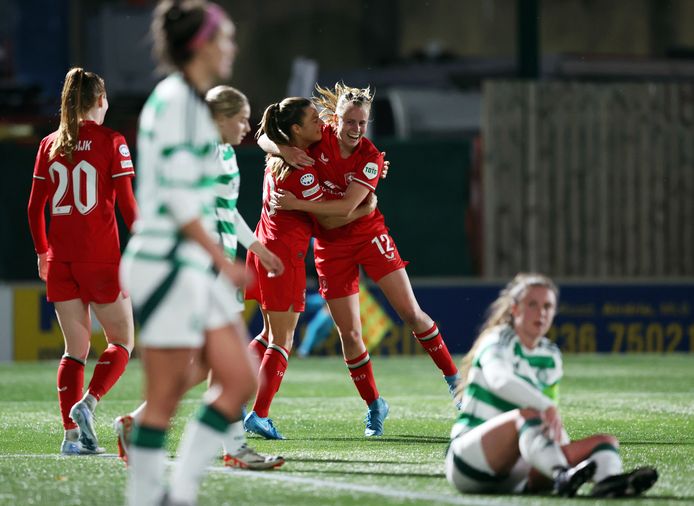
[13,285,108,361]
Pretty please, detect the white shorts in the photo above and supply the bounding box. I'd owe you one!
[212,272,245,317]
[445,426,530,494]
[120,257,240,349]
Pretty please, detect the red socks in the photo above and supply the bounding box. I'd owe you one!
[414,323,458,377]
[87,344,130,401]
[252,344,289,418]
[57,356,84,430]
[345,350,379,406]
[248,334,269,367]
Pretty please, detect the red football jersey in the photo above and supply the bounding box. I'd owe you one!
[31,121,135,262]
[308,125,385,240]
[256,161,323,263]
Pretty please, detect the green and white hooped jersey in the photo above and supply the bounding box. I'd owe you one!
[455,325,563,434]
[215,144,240,259]
[125,73,221,272]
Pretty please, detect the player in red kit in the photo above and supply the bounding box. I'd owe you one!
[261,83,460,437]
[27,67,137,455]
[245,97,377,439]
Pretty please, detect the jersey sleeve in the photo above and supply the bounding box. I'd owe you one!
[478,348,555,411]
[32,137,50,181]
[350,146,384,193]
[111,133,135,179]
[283,167,324,202]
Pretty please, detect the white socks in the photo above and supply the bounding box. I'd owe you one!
[591,444,623,482]
[222,420,247,456]
[168,406,230,504]
[518,419,569,478]
[126,446,168,506]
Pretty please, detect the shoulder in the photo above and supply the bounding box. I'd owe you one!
[91,125,131,155]
[94,124,127,144]
[40,131,58,148]
[484,324,517,351]
[35,132,57,164]
[357,137,382,160]
[144,75,198,118]
[538,337,562,358]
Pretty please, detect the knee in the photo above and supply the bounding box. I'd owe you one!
[269,333,294,351]
[339,328,362,345]
[595,433,619,449]
[518,408,542,421]
[104,324,135,350]
[399,306,422,327]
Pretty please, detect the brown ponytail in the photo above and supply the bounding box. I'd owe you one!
[50,67,105,161]
[257,97,312,181]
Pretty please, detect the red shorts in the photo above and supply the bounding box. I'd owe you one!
[314,228,408,299]
[46,261,122,304]
[245,250,306,312]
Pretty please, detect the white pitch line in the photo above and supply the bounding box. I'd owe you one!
[206,466,510,506]
[1,454,507,505]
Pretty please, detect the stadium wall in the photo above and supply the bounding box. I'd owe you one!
[2,280,691,362]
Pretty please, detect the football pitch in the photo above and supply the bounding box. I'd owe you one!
[0,354,692,505]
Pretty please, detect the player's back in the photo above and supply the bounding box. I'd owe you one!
[129,74,220,271]
[36,121,132,263]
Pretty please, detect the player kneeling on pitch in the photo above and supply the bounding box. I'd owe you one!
[446,273,658,498]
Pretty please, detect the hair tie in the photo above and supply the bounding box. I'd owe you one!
[187,3,225,51]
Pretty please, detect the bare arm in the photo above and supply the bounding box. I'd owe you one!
[318,193,378,230]
[257,134,314,168]
[274,181,371,218]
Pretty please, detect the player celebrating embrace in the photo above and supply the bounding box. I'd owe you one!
[264,83,460,436]
[27,67,137,455]
[245,98,377,439]
[446,273,658,497]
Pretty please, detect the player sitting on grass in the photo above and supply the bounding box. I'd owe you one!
[446,273,658,498]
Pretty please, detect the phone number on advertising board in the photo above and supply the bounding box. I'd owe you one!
[547,322,694,353]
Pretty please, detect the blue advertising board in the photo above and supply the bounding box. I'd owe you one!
[248,282,693,356]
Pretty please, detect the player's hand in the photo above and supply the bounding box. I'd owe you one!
[249,242,284,278]
[37,253,48,282]
[219,258,251,288]
[271,189,299,210]
[542,405,563,442]
[280,145,314,168]
[381,151,390,179]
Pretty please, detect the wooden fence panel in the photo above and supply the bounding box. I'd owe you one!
[482,81,694,278]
